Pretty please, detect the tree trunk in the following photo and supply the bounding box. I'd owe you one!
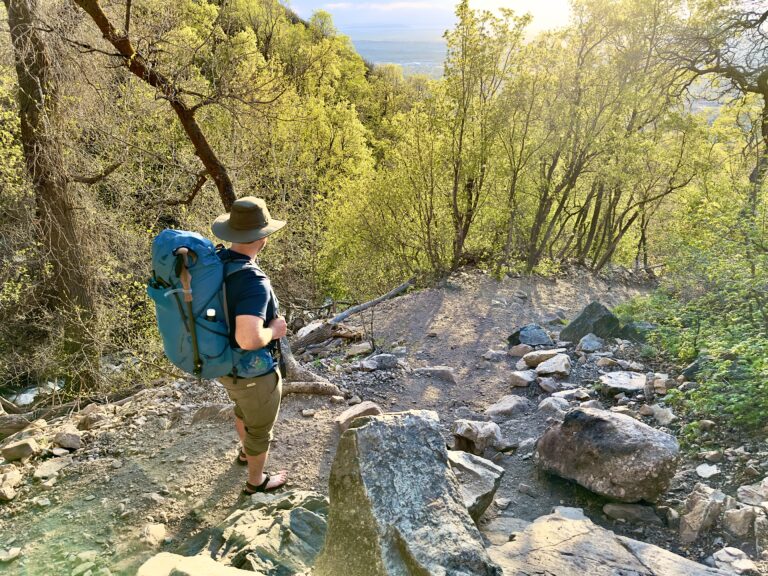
[5,0,99,392]
[747,96,768,207]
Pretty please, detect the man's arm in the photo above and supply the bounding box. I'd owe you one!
[235,315,287,351]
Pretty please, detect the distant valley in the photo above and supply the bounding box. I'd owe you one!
[352,40,446,78]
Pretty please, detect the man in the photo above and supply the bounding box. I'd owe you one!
[212,197,288,494]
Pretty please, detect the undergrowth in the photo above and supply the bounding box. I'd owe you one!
[616,292,768,433]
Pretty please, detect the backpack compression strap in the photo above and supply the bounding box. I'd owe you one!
[175,248,202,376]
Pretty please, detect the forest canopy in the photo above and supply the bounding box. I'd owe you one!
[0,0,766,429]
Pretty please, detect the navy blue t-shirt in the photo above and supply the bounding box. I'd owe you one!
[221,249,277,349]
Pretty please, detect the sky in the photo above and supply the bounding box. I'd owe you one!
[289,0,572,42]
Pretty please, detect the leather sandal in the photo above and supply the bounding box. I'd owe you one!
[242,472,285,495]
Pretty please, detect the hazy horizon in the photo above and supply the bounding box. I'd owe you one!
[290,0,572,42]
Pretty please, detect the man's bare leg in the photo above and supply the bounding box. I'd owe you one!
[235,417,286,489]
[246,451,287,489]
[235,416,246,443]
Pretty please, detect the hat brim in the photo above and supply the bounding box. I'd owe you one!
[211,214,286,243]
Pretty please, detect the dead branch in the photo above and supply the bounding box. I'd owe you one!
[70,161,122,184]
[279,335,339,389]
[293,322,362,353]
[163,171,208,206]
[0,396,22,415]
[282,381,342,397]
[124,0,131,35]
[330,277,414,324]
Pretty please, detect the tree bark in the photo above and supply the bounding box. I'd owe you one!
[5,0,99,392]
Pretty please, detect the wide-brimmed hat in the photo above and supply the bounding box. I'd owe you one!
[212,197,286,243]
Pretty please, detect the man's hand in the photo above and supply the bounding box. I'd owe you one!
[269,316,287,340]
[235,315,286,350]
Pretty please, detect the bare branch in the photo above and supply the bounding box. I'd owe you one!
[162,171,208,206]
[124,0,131,35]
[71,0,236,209]
[70,161,122,184]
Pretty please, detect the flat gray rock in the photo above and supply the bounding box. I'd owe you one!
[33,456,72,480]
[488,507,729,576]
[508,324,553,347]
[198,490,328,574]
[138,553,256,575]
[485,396,533,419]
[600,371,647,394]
[415,366,457,384]
[603,503,663,525]
[578,333,604,353]
[480,516,531,546]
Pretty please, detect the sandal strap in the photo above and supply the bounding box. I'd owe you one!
[244,474,271,494]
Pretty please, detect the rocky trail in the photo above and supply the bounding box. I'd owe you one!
[1,268,767,575]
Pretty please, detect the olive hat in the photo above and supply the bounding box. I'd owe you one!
[211,197,286,243]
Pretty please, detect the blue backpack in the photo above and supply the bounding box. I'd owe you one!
[147,229,274,379]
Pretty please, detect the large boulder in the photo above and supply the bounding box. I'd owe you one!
[488,507,729,576]
[535,407,679,502]
[199,490,328,574]
[560,302,620,343]
[314,411,501,576]
[448,451,505,521]
[507,324,553,347]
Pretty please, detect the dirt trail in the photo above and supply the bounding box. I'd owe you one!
[0,269,649,575]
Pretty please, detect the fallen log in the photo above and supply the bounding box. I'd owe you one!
[329,277,414,324]
[293,323,363,353]
[291,277,414,355]
[0,414,34,440]
[0,396,22,415]
[276,335,341,397]
[282,381,342,397]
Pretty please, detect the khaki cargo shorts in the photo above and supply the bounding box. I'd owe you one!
[218,370,282,456]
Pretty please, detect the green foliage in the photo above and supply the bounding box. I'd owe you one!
[618,288,768,431]
[2,0,767,431]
